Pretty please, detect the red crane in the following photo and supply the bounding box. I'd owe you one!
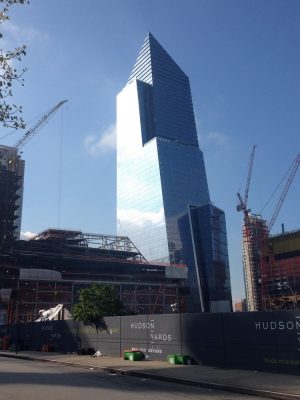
[237,149,300,311]
[237,145,260,311]
[237,145,257,256]
[237,144,256,218]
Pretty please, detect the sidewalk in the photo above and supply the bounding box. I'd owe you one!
[0,351,299,400]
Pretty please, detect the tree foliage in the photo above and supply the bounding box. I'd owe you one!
[0,0,28,129]
[72,284,123,331]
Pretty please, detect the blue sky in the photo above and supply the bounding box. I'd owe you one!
[1,0,299,302]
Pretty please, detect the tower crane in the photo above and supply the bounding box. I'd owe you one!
[14,100,68,150]
[267,152,300,233]
[261,152,300,310]
[237,145,260,311]
[237,144,256,217]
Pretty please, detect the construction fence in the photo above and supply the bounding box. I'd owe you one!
[0,310,300,375]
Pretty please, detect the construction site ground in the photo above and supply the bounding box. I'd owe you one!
[0,351,299,400]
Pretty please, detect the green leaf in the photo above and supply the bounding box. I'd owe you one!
[72,283,123,331]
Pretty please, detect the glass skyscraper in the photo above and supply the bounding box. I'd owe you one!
[117,33,232,312]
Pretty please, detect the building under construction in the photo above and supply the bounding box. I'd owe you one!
[0,228,188,324]
[0,145,25,252]
[242,214,268,311]
[238,149,300,311]
[0,101,67,252]
[260,229,300,310]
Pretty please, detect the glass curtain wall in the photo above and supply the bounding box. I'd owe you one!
[117,33,232,312]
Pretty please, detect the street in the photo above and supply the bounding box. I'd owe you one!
[0,358,268,400]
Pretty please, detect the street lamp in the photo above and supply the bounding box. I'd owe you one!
[277,282,297,310]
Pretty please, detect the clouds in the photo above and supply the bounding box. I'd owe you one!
[117,207,165,229]
[203,131,229,146]
[198,130,231,163]
[20,231,36,240]
[195,113,229,150]
[84,124,116,156]
[1,20,49,49]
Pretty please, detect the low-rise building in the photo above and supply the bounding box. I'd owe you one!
[261,229,300,310]
[0,228,188,324]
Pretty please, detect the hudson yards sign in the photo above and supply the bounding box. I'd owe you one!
[255,315,300,354]
[129,318,173,355]
[255,318,300,331]
[130,320,172,342]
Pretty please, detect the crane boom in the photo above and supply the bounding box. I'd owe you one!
[237,145,256,213]
[268,152,300,232]
[244,145,256,207]
[14,100,68,150]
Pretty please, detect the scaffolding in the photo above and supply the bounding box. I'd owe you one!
[242,214,268,311]
[0,148,24,252]
[30,228,148,262]
[260,229,300,310]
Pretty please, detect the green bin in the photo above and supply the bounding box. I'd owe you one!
[125,351,144,361]
[167,354,179,364]
[177,355,190,365]
[133,351,143,361]
[123,351,132,360]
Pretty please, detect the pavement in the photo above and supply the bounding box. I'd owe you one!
[0,351,299,400]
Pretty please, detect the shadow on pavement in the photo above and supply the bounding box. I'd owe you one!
[0,358,239,398]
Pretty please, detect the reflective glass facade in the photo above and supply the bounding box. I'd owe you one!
[187,204,232,312]
[117,33,232,312]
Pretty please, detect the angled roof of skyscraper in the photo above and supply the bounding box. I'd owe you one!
[127,32,198,147]
[128,32,188,86]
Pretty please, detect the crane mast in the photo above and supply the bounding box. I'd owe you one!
[14,100,68,150]
[237,145,260,311]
